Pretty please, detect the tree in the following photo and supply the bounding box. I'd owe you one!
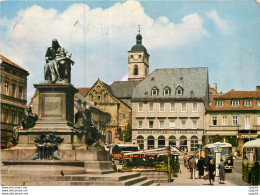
[119,123,132,142]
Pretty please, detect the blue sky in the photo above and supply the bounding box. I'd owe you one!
[0,0,259,102]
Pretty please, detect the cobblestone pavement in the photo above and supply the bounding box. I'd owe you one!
[160,161,236,186]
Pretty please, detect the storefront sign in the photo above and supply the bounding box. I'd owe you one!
[137,130,199,135]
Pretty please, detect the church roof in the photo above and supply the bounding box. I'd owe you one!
[110,81,141,99]
[130,33,148,54]
[132,67,209,101]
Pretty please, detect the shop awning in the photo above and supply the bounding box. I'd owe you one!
[122,146,182,156]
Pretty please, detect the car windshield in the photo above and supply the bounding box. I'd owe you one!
[222,147,232,155]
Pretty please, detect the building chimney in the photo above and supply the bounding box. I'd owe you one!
[256,86,260,91]
[214,83,217,92]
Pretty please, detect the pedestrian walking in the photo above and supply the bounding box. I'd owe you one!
[208,159,215,185]
[189,156,196,179]
[218,159,225,184]
[197,157,206,179]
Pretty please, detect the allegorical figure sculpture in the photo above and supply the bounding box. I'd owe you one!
[73,108,101,146]
[44,39,74,84]
[22,106,38,130]
[29,133,64,160]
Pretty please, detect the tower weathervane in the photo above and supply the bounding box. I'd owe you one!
[138,25,140,34]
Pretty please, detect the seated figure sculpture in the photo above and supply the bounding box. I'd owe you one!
[44,39,74,83]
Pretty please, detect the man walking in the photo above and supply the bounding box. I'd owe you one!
[189,156,196,179]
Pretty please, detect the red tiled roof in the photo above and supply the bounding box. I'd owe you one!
[215,90,260,99]
[77,88,90,97]
[0,54,27,72]
[207,90,260,111]
[209,94,222,103]
[209,88,218,95]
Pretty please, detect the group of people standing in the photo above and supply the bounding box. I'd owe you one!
[188,156,225,185]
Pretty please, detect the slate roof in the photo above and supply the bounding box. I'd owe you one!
[110,81,141,98]
[132,68,209,101]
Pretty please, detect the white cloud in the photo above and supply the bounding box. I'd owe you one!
[206,10,231,35]
[120,74,128,81]
[0,0,208,102]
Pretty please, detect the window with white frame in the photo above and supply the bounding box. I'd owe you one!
[192,103,198,112]
[258,116,260,125]
[222,116,228,126]
[151,87,158,96]
[258,100,260,106]
[170,120,175,129]
[149,121,154,129]
[163,87,170,96]
[159,103,165,112]
[232,100,239,107]
[245,116,250,129]
[217,100,224,107]
[232,116,238,126]
[244,100,251,106]
[176,87,183,95]
[138,103,143,112]
[148,103,154,112]
[170,103,175,112]
[181,120,186,129]
[181,103,187,112]
[159,121,164,129]
[138,121,143,129]
[212,116,217,126]
[192,120,198,129]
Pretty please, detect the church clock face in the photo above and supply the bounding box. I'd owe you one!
[133,54,139,60]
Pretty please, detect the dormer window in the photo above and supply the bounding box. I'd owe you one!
[232,100,239,107]
[217,100,224,107]
[163,87,171,96]
[244,100,251,106]
[176,86,183,96]
[151,87,159,96]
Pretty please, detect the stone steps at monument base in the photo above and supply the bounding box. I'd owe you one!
[132,179,154,186]
[1,175,155,186]
[1,172,141,183]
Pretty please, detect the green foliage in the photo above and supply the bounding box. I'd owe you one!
[123,155,180,173]
[119,123,132,142]
[112,144,122,154]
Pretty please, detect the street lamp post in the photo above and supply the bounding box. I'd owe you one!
[215,146,222,179]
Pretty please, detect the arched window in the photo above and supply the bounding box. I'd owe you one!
[169,136,176,147]
[147,135,155,149]
[158,135,165,148]
[151,86,159,96]
[107,131,112,144]
[163,86,171,96]
[134,65,138,75]
[190,136,199,151]
[137,135,144,150]
[180,135,188,152]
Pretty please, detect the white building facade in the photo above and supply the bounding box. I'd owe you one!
[131,68,209,152]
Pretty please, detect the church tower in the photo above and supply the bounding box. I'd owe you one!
[128,27,149,81]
